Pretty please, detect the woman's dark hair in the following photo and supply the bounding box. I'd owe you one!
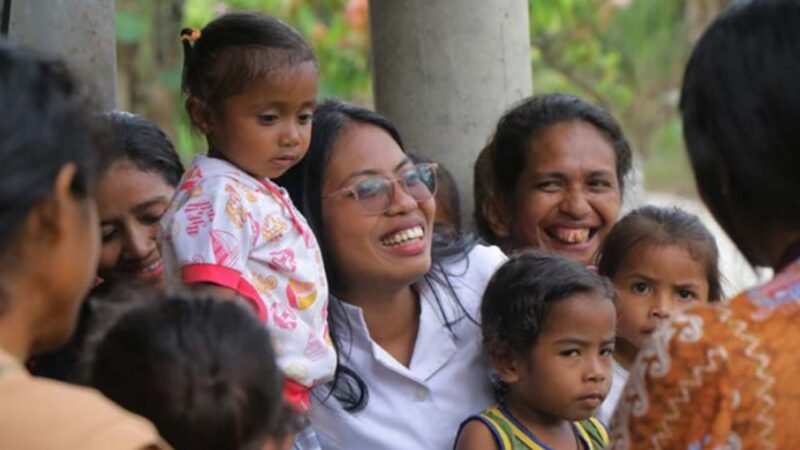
[481,250,615,402]
[89,294,297,450]
[278,99,479,412]
[597,205,723,302]
[407,151,462,232]
[680,0,800,266]
[180,12,316,115]
[98,111,184,187]
[473,143,494,241]
[475,93,633,246]
[0,40,96,259]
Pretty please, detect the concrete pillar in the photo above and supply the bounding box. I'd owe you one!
[8,0,117,109]
[369,0,532,229]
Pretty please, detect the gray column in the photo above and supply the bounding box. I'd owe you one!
[8,0,117,109]
[369,0,532,229]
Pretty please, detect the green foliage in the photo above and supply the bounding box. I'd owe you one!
[117,0,709,193]
[530,0,695,193]
[116,11,151,43]
[179,0,372,104]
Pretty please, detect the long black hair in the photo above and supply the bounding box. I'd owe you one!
[680,0,800,266]
[279,99,480,412]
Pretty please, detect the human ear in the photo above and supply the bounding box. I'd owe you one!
[186,96,214,134]
[489,346,520,384]
[483,194,510,239]
[25,164,80,246]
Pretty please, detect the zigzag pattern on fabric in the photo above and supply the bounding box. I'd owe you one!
[648,313,727,450]
[721,306,776,450]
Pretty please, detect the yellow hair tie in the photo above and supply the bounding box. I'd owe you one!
[179,28,202,43]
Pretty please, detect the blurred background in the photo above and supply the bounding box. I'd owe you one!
[114,0,731,197]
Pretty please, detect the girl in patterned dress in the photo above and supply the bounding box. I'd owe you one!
[594,205,723,423]
[159,13,335,446]
[455,252,613,450]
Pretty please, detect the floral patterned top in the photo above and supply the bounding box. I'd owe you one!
[611,257,800,449]
[160,155,336,395]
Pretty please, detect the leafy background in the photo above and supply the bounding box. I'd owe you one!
[115,0,730,196]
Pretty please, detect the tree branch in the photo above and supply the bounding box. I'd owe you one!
[533,35,614,112]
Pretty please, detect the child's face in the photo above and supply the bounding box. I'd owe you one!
[209,61,318,179]
[502,293,616,422]
[614,243,710,350]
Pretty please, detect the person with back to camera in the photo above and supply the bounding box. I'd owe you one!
[160,14,336,448]
[474,94,633,266]
[279,99,507,450]
[90,294,299,450]
[455,251,613,450]
[611,1,800,447]
[594,205,723,423]
[0,39,169,449]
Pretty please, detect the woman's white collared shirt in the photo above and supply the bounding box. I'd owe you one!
[309,244,507,450]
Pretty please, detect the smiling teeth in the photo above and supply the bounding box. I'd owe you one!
[381,226,424,246]
[141,260,161,273]
[553,228,590,244]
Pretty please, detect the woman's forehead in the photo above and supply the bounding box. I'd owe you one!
[327,122,407,176]
[528,121,617,171]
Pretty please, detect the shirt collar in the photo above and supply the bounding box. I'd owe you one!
[193,154,270,187]
[330,280,459,382]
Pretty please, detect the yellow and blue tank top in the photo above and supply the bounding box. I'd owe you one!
[457,405,609,450]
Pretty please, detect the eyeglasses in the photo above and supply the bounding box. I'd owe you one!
[324,163,438,215]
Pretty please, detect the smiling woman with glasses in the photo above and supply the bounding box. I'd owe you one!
[278,99,507,450]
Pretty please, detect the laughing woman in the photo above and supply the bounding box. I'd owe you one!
[474,94,633,266]
[31,111,184,381]
[94,111,184,291]
[281,100,506,450]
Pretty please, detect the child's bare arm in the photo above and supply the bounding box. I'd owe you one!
[454,420,500,450]
[189,283,238,301]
